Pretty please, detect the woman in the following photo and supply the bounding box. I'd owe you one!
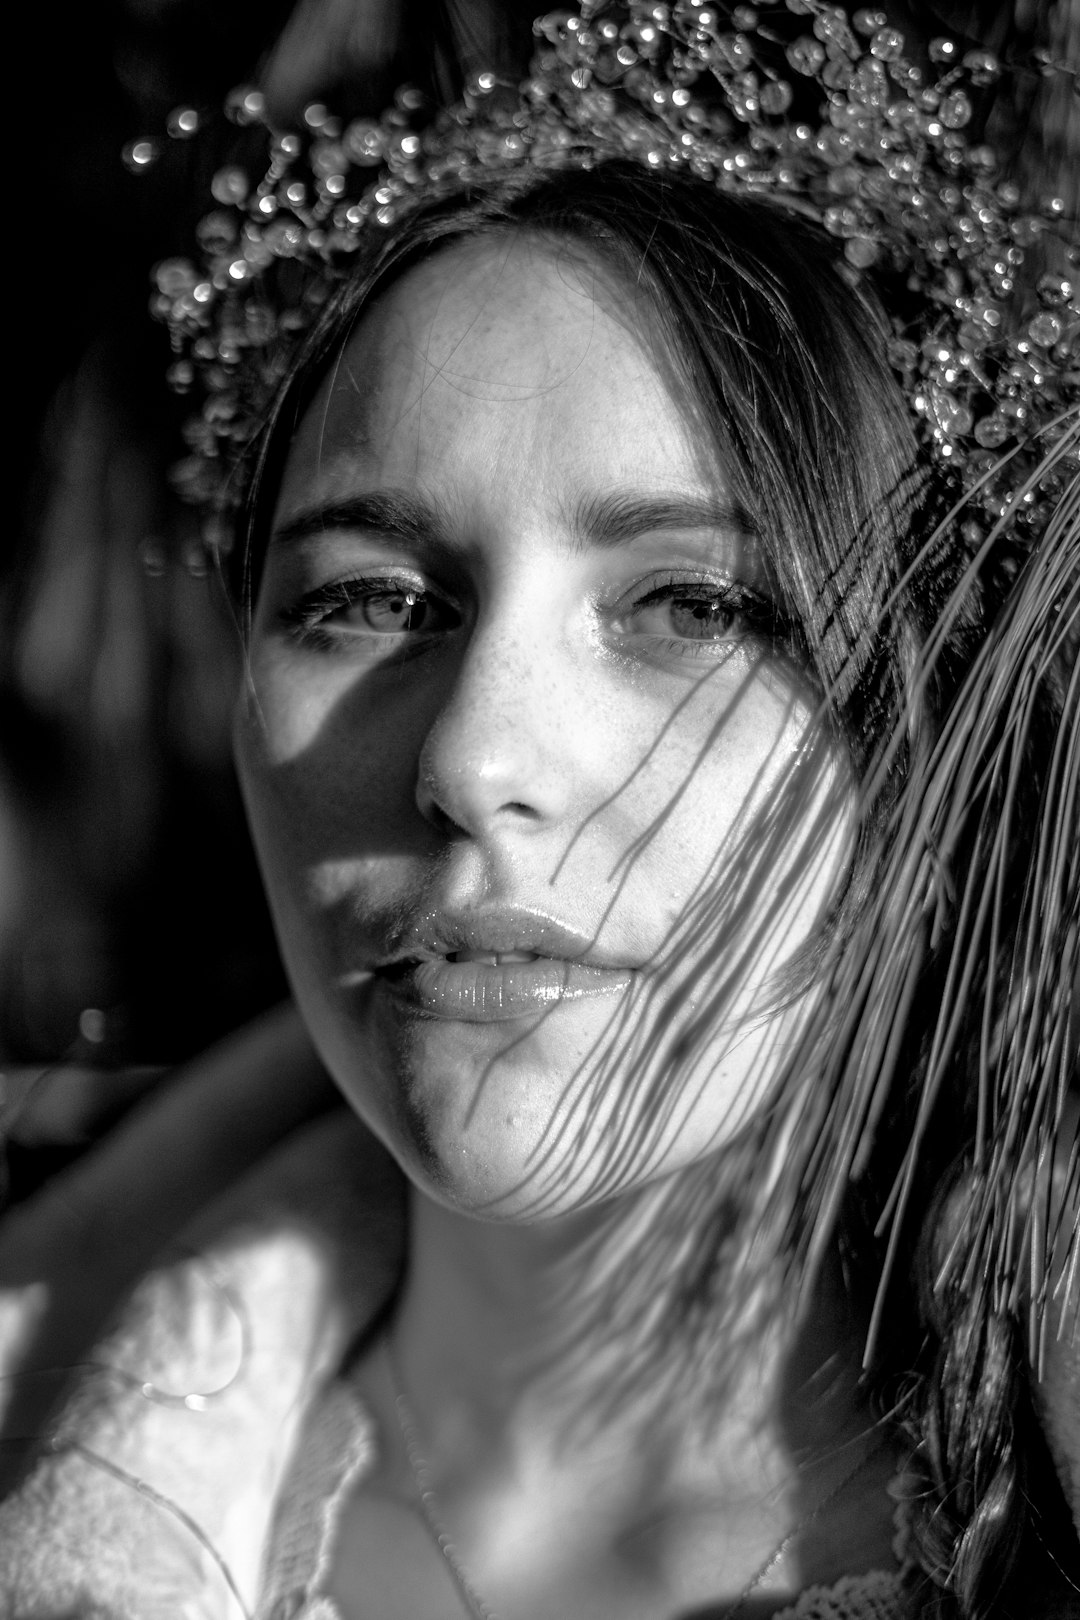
[1,6,1078,1617]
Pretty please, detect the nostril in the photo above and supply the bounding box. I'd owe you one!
[421,795,540,836]
[424,798,469,838]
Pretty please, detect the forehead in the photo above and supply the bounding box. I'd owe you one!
[274,234,718,517]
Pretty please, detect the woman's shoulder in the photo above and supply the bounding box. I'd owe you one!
[0,1006,405,1618]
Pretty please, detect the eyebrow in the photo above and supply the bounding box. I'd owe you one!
[568,490,756,550]
[270,488,756,552]
[272,490,447,550]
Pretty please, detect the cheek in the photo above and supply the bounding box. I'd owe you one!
[612,673,850,943]
[237,645,387,764]
[234,691,368,999]
[233,666,426,874]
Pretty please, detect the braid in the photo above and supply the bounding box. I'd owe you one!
[904,1243,1028,1619]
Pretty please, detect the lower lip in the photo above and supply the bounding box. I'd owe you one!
[375,957,633,1022]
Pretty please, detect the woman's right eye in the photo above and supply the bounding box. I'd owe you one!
[279,576,461,649]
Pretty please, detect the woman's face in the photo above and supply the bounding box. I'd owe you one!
[236,234,852,1219]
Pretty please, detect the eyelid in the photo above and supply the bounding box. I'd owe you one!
[262,523,473,608]
[611,568,770,612]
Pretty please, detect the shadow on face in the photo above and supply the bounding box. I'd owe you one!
[234,233,855,1220]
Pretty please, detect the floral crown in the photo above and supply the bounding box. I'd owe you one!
[147,0,1079,551]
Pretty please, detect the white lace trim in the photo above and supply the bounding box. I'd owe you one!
[770,1567,913,1619]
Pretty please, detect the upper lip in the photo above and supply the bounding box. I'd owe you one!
[376,906,626,969]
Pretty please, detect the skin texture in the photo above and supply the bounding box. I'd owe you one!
[230,226,896,1620]
[236,233,853,1225]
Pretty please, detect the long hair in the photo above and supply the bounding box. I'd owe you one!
[236,162,1079,1616]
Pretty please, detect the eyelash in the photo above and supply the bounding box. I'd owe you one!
[276,569,787,658]
[623,572,787,654]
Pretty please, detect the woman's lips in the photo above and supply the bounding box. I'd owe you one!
[376,953,634,1022]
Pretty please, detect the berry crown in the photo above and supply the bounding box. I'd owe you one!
[145,0,1080,550]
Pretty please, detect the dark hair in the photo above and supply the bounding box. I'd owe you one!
[238,161,1079,1617]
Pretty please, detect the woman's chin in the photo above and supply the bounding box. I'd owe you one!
[343,1043,602,1220]
[300,970,781,1221]
[395,1132,576,1222]
[304,990,626,1219]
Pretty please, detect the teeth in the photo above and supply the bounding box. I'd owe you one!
[447,950,540,965]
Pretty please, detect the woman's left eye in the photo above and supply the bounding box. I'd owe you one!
[620,578,776,649]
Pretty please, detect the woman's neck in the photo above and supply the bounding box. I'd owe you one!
[332,1180,900,1616]
[388,1180,879,1507]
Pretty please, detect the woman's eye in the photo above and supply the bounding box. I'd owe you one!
[280,577,460,647]
[344,586,445,634]
[648,593,738,640]
[625,580,769,647]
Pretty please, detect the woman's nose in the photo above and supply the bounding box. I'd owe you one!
[415,622,576,839]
